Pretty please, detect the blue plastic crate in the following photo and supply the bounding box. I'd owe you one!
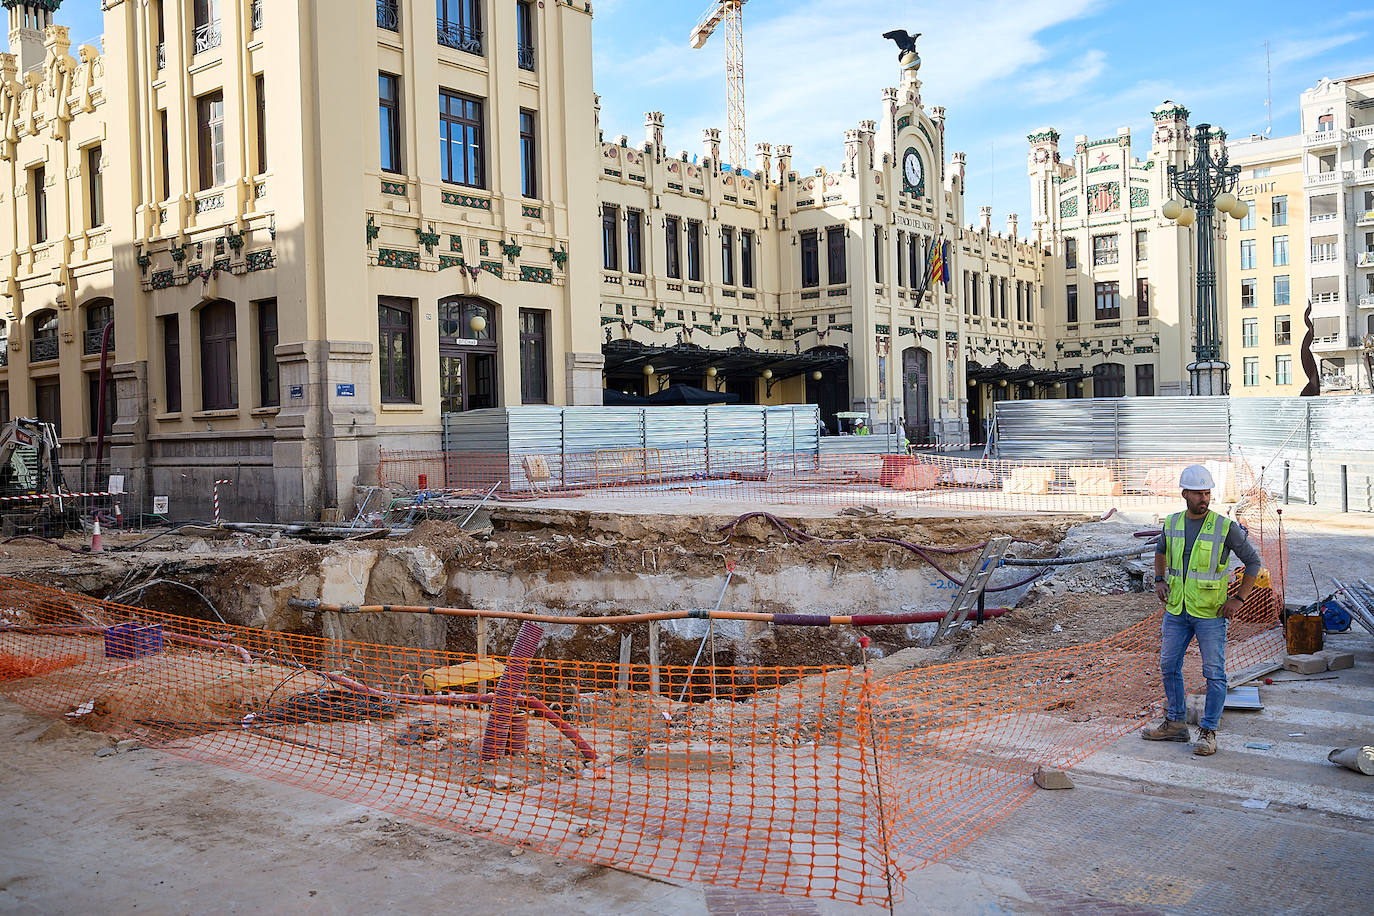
[104,623,164,659]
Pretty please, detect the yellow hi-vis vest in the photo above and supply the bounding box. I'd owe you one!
[1164,510,1233,619]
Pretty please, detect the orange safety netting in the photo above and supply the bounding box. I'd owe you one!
[377,448,1263,515]
[0,501,1285,906]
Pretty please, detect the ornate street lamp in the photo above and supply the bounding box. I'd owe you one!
[1161,123,1248,396]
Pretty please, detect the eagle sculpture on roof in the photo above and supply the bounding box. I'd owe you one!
[882,29,921,59]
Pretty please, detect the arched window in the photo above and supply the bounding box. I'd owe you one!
[83,298,114,355]
[1092,362,1125,398]
[29,309,59,363]
[199,300,238,410]
[437,297,497,413]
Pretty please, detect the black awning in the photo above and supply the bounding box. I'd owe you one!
[966,361,1090,385]
[646,384,741,405]
[603,340,849,381]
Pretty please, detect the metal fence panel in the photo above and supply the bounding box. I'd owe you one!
[993,395,1374,511]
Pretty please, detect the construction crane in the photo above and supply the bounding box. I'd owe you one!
[689,0,748,169]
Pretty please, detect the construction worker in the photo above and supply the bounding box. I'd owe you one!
[1142,464,1261,756]
[855,419,871,436]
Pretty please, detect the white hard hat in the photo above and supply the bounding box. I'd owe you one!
[1179,464,1215,490]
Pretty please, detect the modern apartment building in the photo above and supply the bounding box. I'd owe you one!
[1223,133,1305,395]
[1299,72,1374,393]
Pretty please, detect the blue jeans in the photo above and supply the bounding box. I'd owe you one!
[1161,610,1228,730]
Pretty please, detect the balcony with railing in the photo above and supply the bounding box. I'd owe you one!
[437,20,482,54]
[1321,372,1353,389]
[251,0,262,31]
[82,327,113,356]
[156,41,165,70]
[517,42,535,71]
[1310,211,1339,223]
[1305,128,1342,147]
[0,344,8,368]
[1305,170,1350,187]
[1358,210,1374,227]
[1354,167,1374,185]
[377,0,399,31]
[1359,251,1374,268]
[193,20,222,54]
[30,336,58,363]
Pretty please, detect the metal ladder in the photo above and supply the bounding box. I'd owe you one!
[931,536,1013,644]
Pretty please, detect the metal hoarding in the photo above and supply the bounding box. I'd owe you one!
[439,405,822,492]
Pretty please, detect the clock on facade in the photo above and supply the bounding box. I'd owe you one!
[902,147,924,196]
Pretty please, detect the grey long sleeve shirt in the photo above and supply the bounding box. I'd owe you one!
[1155,513,1263,576]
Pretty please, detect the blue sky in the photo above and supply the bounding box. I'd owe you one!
[26,1,1374,234]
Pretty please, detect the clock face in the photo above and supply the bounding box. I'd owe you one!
[903,148,923,194]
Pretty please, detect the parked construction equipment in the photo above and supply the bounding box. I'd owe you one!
[0,418,80,536]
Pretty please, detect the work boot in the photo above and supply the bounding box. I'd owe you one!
[1141,718,1190,742]
[1194,728,1218,756]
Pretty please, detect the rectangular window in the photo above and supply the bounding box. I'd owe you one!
[971,277,979,316]
[664,216,681,279]
[159,109,170,199]
[379,73,402,173]
[741,230,755,289]
[34,379,61,437]
[601,205,619,270]
[872,227,882,284]
[199,300,238,410]
[162,315,181,413]
[196,90,225,190]
[896,232,906,288]
[686,220,702,281]
[1093,363,1125,398]
[908,235,920,291]
[519,109,537,198]
[439,89,484,188]
[193,0,222,51]
[1066,285,1078,323]
[516,0,535,70]
[1092,234,1118,266]
[1273,234,1289,266]
[1271,195,1288,227]
[1242,317,1258,347]
[31,166,47,244]
[826,227,846,284]
[1238,200,1255,231]
[256,299,279,407]
[1241,278,1256,308]
[1240,239,1256,270]
[1274,314,1291,346]
[1274,275,1290,306]
[720,227,735,286]
[254,74,267,175]
[1065,237,1077,270]
[626,210,643,275]
[800,230,819,288]
[1094,281,1120,320]
[1135,364,1155,397]
[436,0,482,55]
[1135,228,1148,261]
[1136,278,1149,317]
[1275,354,1292,385]
[1243,356,1259,386]
[519,309,548,404]
[87,145,104,228]
[377,297,414,404]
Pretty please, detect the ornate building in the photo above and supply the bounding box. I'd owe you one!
[3,2,1356,521]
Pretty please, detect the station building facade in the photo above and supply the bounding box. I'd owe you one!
[3,1,1363,521]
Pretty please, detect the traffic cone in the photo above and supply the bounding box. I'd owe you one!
[113,502,123,528]
[91,518,104,554]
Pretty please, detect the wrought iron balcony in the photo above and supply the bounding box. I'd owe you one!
[251,0,262,31]
[0,345,7,368]
[156,42,165,70]
[376,0,400,32]
[30,336,58,363]
[517,42,535,71]
[437,21,482,55]
[83,327,112,356]
[193,21,222,54]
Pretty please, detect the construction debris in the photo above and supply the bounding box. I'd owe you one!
[1328,745,1374,776]
[1032,766,1074,790]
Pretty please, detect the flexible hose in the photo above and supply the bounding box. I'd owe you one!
[287,598,1013,628]
[1002,542,1157,567]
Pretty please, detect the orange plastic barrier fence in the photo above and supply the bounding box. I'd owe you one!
[0,502,1285,905]
[378,448,1261,515]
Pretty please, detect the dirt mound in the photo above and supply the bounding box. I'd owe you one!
[955,592,1159,659]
